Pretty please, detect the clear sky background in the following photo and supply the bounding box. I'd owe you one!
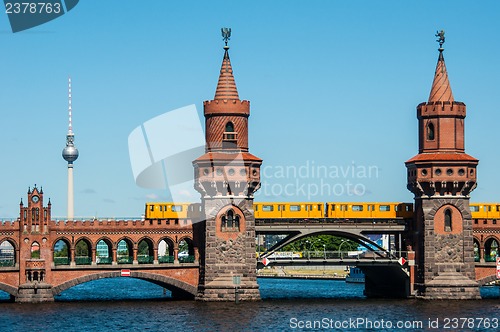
[1,1,499,219]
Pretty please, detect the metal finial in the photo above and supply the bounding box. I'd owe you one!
[221,27,231,46]
[435,30,445,51]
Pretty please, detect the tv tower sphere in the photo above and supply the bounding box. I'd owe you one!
[62,142,79,163]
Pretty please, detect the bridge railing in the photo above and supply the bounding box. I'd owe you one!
[261,250,407,262]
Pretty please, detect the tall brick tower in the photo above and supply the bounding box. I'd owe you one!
[17,185,55,302]
[193,28,262,301]
[405,31,480,299]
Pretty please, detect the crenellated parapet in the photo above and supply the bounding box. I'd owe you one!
[204,99,250,116]
[417,101,466,119]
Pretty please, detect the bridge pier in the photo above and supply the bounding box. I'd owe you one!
[16,282,54,303]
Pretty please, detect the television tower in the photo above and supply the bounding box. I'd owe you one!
[62,77,79,220]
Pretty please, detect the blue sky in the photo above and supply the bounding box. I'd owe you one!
[1,1,499,219]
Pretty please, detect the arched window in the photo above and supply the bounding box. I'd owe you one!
[226,209,234,227]
[225,122,234,132]
[223,122,236,142]
[427,122,435,141]
[221,209,240,232]
[31,241,40,259]
[444,208,452,232]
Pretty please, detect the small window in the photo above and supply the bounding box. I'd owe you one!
[262,205,274,212]
[172,205,183,212]
[444,209,452,232]
[254,205,258,211]
[379,205,391,212]
[352,205,363,212]
[331,204,335,211]
[290,205,301,212]
[493,220,497,225]
[221,209,240,232]
[225,122,234,132]
[149,205,154,212]
[470,206,479,212]
[427,122,435,140]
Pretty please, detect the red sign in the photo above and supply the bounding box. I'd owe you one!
[398,257,406,266]
[121,269,131,277]
[496,257,500,279]
[262,258,270,266]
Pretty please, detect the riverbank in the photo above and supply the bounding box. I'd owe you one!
[257,266,348,280]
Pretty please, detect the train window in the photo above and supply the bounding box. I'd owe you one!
[379,205,391,212]
[352,205,363,212]
[290,205,301,212]
[331,204,335,211]
[254,205,258,211]
[470,206,479,212]
[406,205,412,212]
[485,206,491,212]
[172,205,183,212]
[318,204,322,211]
[149,205,154,212]
[262,205,274,212]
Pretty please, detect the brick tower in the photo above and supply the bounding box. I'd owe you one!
[405,31,480,299]
[193,28,262,301]
[17,185,55,302]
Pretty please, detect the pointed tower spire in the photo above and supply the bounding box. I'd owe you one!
[428,30,454,102]
[214,28,239,100]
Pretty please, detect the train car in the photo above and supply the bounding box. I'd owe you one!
[325,202,414,219]
[145,202,201,220]
[470,203,500,219]
[254,202,324,219]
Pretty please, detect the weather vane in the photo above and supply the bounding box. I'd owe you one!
[221,27,231,46]
[435,30,445,50]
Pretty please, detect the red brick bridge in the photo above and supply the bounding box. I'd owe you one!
[0,187,199,302]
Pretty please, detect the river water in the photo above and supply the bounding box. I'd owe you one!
[0,278,498,331]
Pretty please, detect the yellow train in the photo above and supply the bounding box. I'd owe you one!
[469,203,500,219]
[145,202,202,220]
[145,202,500,220]
[253,202,413,220]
